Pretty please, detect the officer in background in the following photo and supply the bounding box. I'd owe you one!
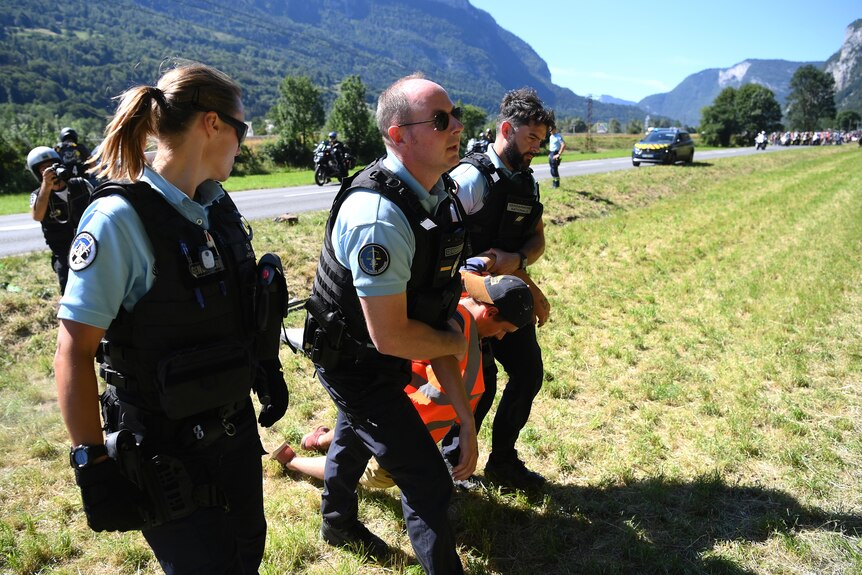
[548,125,566,188]
[54,61,288,574]
[27,146,93,293]
[447,87,554,491]
[54,127,92,178]
[302,74,474,574]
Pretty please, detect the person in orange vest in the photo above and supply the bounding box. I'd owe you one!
[272,264,534,489]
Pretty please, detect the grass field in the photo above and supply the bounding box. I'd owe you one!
[2,146,862,574]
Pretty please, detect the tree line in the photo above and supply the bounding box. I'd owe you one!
[699,65,859,146]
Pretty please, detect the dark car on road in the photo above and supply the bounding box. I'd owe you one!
[632,128,695,167]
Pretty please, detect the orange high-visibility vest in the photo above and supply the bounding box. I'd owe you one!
[405,304,484,443]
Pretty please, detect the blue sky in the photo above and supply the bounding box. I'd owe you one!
[468,0,861,103]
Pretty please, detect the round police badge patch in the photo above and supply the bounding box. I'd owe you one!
[68,232,98,271]
[358,243,390,276]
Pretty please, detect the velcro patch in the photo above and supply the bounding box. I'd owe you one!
[68,232,98,271]
[358,243,390,276]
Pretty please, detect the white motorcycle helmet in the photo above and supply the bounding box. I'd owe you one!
[26,146,61,182]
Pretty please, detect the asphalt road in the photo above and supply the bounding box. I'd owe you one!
[0,145,794,258]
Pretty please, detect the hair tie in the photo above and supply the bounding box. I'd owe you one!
[148,86,168,109]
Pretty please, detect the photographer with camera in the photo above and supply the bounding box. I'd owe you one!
[27,146,93,293]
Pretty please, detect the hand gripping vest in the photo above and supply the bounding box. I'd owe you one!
[94,182,260,420]
[457,152,543,255]
[39,177,93,257]
[304,160,468,372]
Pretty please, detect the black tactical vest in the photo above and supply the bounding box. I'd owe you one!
[308,160,467,371]
[38,177,92,257]
[94,182,259,419]
[457,152,543,255]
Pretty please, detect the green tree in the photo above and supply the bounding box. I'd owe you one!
[700,87,738,146]
[785,65,836,131]
[272,75,324,147]
[735,84,783,141]
[571,117,588,133]
[458,104,487,151]
[609,118,622,133]
[327,75,383,163]
[626,119,643,134]
[836,109,861,131]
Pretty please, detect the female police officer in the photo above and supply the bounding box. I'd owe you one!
[54,61,288,574]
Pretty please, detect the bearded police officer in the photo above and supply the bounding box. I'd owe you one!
[302,75,475,574]
[446,87,554,491]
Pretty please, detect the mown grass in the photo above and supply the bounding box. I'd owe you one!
[2,146,862,574]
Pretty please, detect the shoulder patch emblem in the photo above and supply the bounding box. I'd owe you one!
[68,232,98,271]
[358,243,390,276]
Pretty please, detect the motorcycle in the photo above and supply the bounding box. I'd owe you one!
[754,134,768,150]
[313,141,355,186]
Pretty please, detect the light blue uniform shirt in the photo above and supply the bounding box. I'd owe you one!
[549,132,564,153]
[58,167,225,329]
[332,154,446,298]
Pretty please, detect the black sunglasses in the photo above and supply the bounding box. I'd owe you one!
[397,106,462,131]
[191,103,248,144]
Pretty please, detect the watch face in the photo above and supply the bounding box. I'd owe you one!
[73,448,89,467]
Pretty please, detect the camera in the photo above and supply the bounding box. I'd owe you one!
[51,162,77,182]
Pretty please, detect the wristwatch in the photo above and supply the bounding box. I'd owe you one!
[518,251,528,270]
[69,444,108,469]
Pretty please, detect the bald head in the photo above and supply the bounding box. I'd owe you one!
[375,75,463,190]
[377,75,445,144]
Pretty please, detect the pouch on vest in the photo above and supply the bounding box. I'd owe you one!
[106,429,226,530]
[156,342,254,420]
[498,195,543,251]
[302,293,347,371]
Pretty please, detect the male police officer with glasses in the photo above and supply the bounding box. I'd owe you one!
[446,87,554,491]
[302,74,475,574]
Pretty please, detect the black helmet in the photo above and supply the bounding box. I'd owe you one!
[60,127,78,143]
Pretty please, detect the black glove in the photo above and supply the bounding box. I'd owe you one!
[74,458,149,532]
[257,359,289,427]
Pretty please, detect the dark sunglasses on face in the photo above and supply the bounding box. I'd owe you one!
[215,111,248,144]
[397,106,462,132]
[191,103,248,144]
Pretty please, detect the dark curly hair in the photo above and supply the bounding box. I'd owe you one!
[497,87,555,131]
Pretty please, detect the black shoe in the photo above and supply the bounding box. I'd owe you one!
[484,456,546,490]
[320,519,390,560]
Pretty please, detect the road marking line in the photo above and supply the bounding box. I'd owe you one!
[282,191,338,198]
[0,224,40,231]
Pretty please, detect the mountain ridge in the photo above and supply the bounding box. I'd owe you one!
[2,1,858,131]
[637,59,826,127]
[0,0,644,128]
